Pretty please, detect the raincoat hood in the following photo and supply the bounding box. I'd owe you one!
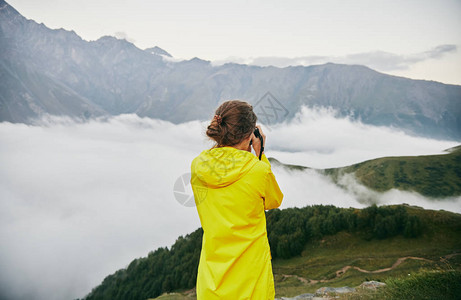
[191,146,259,188]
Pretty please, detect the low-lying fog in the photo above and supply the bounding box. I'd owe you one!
[0,107,459,300]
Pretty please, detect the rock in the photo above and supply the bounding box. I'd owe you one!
[316,286,356,295]
[276,281,382,299]
[275,293,315,300]
[359,280,386,289]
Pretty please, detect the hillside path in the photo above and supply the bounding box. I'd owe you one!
[279,253,460,285]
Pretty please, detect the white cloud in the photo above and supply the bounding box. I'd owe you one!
[274,167,461,213]
[0,110,459,299]
[266,106,458,169]
[274,167,367,210]
[114,31,136,44]
[0,116,208,300]
[212,44,458,73]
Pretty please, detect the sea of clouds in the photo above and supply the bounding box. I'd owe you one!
[0,106,459,300]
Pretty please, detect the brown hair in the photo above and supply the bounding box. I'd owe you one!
[206,100,257,147]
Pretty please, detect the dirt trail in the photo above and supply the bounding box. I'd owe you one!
[336,256,432,277]
[279,253,459,285]
[281,274,310,284]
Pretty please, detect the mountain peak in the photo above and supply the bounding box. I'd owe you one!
[144,46,172,57]
[188,57,210,64]
[94,35,137,48]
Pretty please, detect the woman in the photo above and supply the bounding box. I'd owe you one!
[190,100,284,299]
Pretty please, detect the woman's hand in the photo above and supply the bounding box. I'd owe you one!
[251,125,265,157]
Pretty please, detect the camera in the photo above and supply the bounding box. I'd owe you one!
[251,128,264,160]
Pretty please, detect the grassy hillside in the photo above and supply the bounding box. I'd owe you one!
[328,146,461,197]
[82,205,461,300]
[271,146,461,198]
[151,206,461,299]
[341,269,461,300]
[271,206,461,297]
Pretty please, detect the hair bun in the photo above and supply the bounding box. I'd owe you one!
[206,100,257,147]
[214,114,222,125]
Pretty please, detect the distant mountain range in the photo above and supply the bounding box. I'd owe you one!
[1,0,460,140]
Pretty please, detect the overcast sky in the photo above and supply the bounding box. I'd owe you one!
[6,0,461,85]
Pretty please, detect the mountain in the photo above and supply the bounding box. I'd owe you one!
[1,0,461,140]
[323,145,461,198]
[81,204,461,299]
[271,145,461,198]
[145,46,172,57]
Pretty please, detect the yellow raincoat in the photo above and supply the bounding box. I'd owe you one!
[190,146,283,299]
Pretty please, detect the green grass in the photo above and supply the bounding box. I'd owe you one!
[322,146,461,197]
[341,270,461,300]
[270,206,461,297]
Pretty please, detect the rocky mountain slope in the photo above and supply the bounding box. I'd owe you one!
[1,0,460,139]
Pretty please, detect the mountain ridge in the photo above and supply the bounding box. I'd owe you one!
[270,145,461,198]
[1,0,460,139]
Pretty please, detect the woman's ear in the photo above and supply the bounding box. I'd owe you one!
[245,134,253,152]
[248,133,254,143]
